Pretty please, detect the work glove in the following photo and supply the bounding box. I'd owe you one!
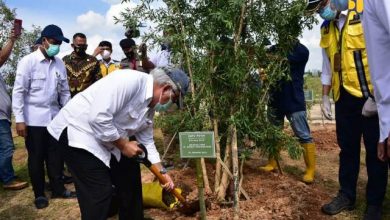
[321,95,332,120]
[362,97,378,117]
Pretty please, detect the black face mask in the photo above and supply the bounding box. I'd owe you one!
[74,45,87,56]
[125,51,136,59]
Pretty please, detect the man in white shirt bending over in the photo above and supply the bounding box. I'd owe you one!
[47,67,189,220]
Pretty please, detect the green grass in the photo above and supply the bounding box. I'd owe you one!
[304,75,323,102]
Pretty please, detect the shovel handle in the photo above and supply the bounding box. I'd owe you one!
[149,164,188,205]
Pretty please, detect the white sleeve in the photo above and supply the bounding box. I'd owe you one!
[58,61,71,107]
[12,57,30,123]
[150,53,158,66]
[321,49,332,86]
[135,124,161,164]
[151,51,170,68]
[88,75,138,142]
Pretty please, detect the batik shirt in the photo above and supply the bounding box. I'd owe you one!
[63,52,101,97]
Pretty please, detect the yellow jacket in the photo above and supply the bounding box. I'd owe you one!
[320,9,373,102]
[100,60,119,77]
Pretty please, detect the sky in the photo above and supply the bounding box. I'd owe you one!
[6,0,323,71]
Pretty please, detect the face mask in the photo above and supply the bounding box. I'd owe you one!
[154,90,173,112]
[331,0,348,11]
[125,51,136,59]
[318,3,338,21]
[74,45,87,56]
[102,50,111,60]
[45,39,60,57]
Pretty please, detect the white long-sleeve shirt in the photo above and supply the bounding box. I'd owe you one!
[151,50,171,68]
[363,0,390,142]
[47,70,161,167]
[321,13,347,86]
[12,49,70,126]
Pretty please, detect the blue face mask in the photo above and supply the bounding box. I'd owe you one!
[331,0,348,11]
[154,90,173,112]
[45,39,60,57]
[318,3,338,21]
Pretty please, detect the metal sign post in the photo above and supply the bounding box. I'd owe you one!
[179,132,216,220]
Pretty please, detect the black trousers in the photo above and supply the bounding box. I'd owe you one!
[335,89,388,206]
[110,155,143,220]
[59,130,143,220]
[25,126,66,198]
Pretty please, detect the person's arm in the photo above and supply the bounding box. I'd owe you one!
[12,57,30,137]
[87,73,143,158]
[0,29,20,67]
[92,46,102,57]
[58,61,71,106]
[139,43,155,72]
[321,49,332,93]
[135,124,175,191]
[321,49,333,120]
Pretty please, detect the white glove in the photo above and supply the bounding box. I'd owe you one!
[362,97,378,117]
[321,95,332,120]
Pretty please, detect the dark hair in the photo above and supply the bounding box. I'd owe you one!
[73,33,86,40]
[99,41,112,50]
[119,38,136,49]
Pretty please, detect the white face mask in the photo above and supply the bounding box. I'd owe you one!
[102,50,111,59]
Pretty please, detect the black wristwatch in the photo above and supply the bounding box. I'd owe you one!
[159,167,167,174]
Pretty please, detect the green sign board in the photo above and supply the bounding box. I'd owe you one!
[304,89,314,102]
[179,132,215,158]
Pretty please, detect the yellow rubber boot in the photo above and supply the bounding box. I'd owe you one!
[259,157,277,172]
[302,143,316,184]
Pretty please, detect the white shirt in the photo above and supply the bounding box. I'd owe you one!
[151,50,171,68]
[12,49,71,126]
[47,70,161,167]
[321,13,347,86]
[363,0,390,142]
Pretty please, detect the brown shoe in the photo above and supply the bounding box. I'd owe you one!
[3,179,29,190]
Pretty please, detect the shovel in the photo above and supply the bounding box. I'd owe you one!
[136,144,200,215]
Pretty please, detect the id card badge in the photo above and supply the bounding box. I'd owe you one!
[333,53,341,72]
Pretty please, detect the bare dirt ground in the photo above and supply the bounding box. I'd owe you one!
[1,124,389,220]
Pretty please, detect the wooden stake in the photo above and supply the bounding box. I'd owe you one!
[238,157,245,201]
[217,157,250,200]
[216,126,232,201]
[196,158,207,220]
[213,119,222,193]
[231,125,240,219]
[276,158,283,175]
[201,158,212,194]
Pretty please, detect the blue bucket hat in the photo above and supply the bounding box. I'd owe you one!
[161,67,190,109]
[40,24,69,43]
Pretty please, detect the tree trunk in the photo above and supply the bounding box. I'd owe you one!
[231,125,240,219]
[201,158,212,194]
[216,126,232,201]
[213,119,222,193]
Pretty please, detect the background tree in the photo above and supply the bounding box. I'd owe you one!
[117,0,316,217]
[0,0,41,91]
